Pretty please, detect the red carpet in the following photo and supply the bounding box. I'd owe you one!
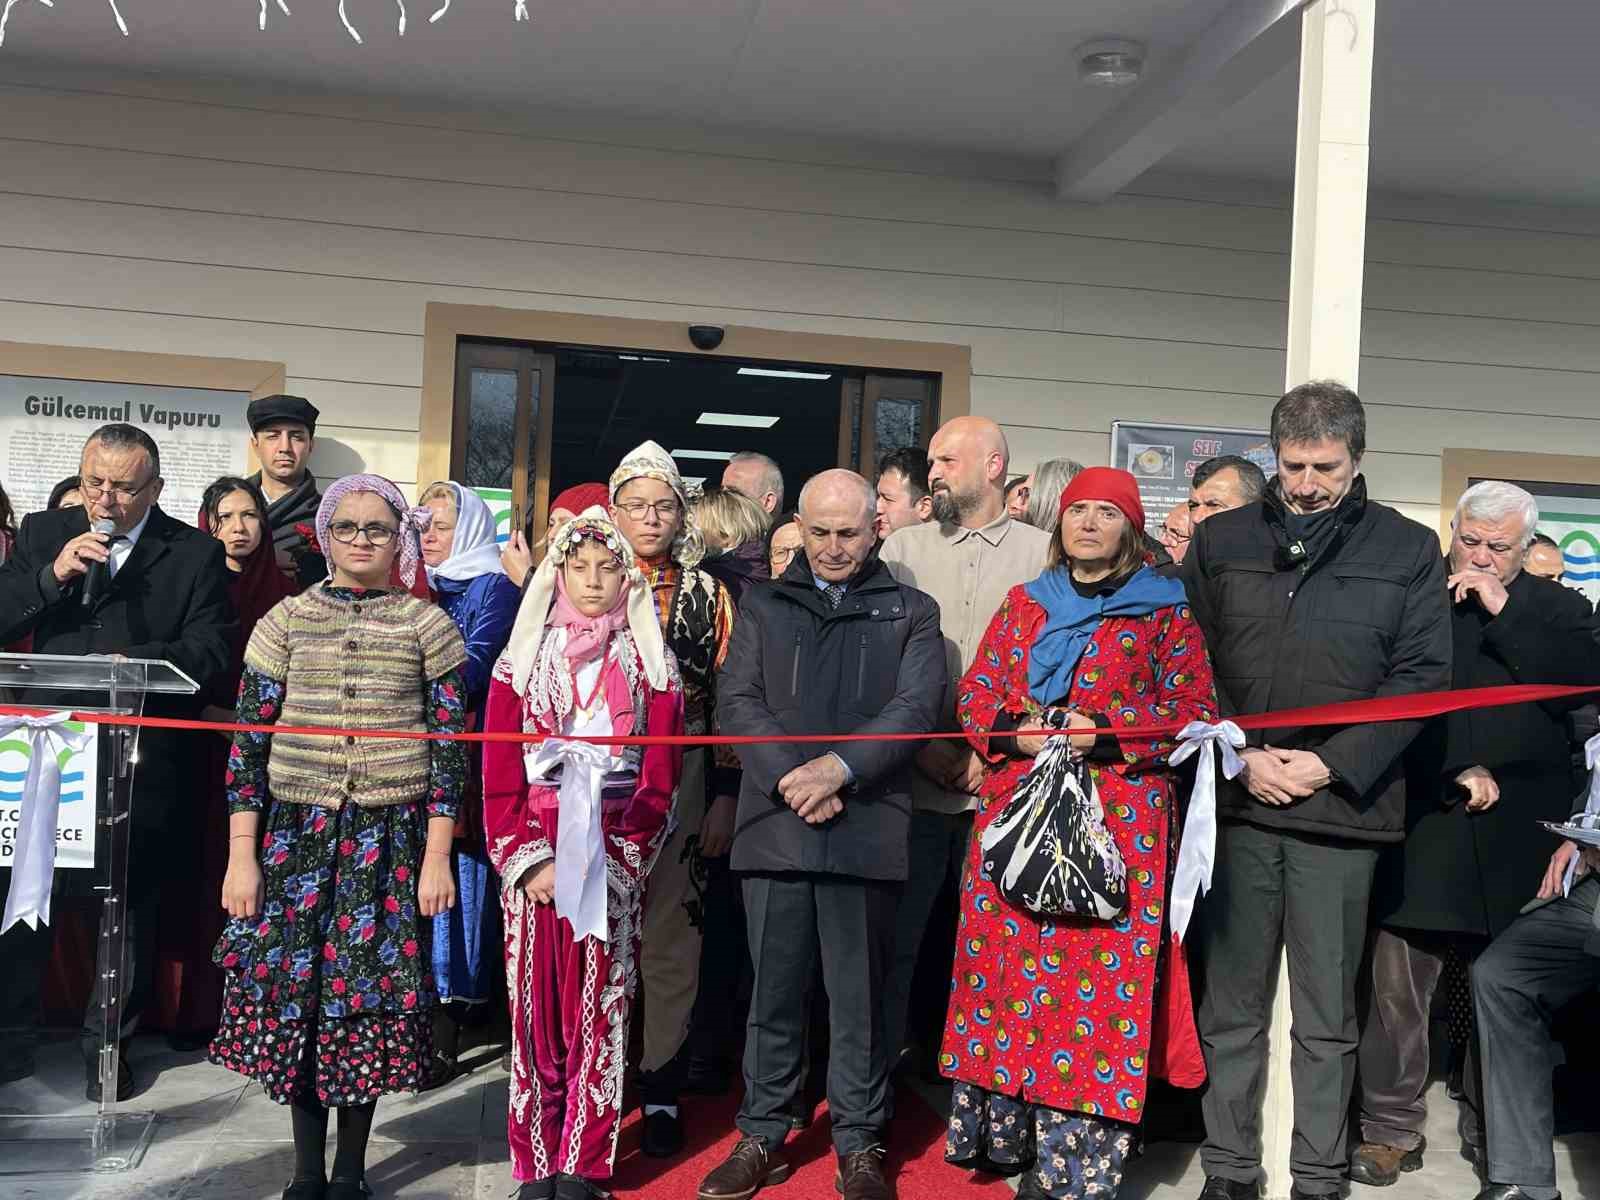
[608,1087,1012,1198]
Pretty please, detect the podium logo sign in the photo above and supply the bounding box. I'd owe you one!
[0,725,98,870]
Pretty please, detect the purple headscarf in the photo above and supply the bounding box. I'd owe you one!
[315,473,426,589]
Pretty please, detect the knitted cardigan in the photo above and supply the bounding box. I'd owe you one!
[243,587,467,807]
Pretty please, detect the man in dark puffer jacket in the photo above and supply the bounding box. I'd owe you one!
[1181,382,1451,1200]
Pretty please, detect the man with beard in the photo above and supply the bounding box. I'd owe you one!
[246,393,326,589]
[876,415,1049,1082]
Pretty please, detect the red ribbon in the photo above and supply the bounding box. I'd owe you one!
[2,683,1596,747]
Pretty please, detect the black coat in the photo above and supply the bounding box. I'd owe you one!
[0,504,235,877]
[1375,569,1600,937]
[1182,477,1452,842]
[718,552,945,880]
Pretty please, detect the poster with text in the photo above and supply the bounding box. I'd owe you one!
[0,375,251,523]
[1474,478,1600,606]
[1109,420,1276,532]
[0,721,98,871]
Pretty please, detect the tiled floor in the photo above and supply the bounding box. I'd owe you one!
[2,1036,1596,1199]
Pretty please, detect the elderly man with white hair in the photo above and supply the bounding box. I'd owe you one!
[701,470,945,1200]
[1351,480,1600,1189]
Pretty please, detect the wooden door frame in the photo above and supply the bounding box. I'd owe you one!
[418,302,972,489]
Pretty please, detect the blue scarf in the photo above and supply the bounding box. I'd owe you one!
[1023,565,1186,705]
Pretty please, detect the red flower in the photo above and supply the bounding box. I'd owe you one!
[337,914,353,932]
[322,942,337,961]
[340,839,356,857]
[440,683,458,700]
[435,707,450,722]
[379,976,393,992]
[402,939,418,958]
[401,990,417,1010]
[222,953,239,968]
[383,896,399,914]
[294,521,321,553]
[259,703,276,719]
[394,866,411,883]
[253,963,268,979]
[350,994,364,1010]
[331,978,347,995]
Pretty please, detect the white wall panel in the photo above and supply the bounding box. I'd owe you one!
[2,81,1599,531]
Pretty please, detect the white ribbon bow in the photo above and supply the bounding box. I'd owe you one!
[1,713,94,934]
[1560,731,1600,897]
[1166,719,1246,942]
[525,738,614,943]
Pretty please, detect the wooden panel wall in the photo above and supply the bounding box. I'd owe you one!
[2,76,1598,524]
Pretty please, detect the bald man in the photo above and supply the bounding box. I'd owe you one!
[708,470,944,1200]
[876,416,1050,1077]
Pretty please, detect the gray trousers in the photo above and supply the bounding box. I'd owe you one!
[1357,926,1483,1151]
[738,873,899,1155]
[879,808,970,1067]
[1473,875,1600,1195]
[1198,821,1379,1195]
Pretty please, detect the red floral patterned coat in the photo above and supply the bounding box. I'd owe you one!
[940,584,1217,1122]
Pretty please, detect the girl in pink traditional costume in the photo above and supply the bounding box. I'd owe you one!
[482,506,684,1200]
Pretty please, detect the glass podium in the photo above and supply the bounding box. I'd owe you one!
[0,652,200,1175]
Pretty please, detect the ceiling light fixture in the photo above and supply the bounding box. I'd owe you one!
[1075,38,1145,88]
[671,449,737,461]
[736,367,833,381]
[697,412,781,429]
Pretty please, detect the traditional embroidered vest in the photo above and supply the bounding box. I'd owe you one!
[244,588,466,808]
[640,559,730,735]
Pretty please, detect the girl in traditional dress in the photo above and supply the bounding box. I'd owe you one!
[941,468,1218,1200]
[211,473,469,1200]
[482,506,684,1200]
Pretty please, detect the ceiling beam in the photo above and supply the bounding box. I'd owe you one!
[1055,0,1307,203]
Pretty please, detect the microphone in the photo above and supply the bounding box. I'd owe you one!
[80,517,116,609]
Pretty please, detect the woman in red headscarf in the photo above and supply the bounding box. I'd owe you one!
[153,476,294,1047]
[941,468,1217,1200]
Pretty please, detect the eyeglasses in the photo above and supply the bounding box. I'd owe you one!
[771,546,801,566]
[615,499,681,521]
[79,476,158,504]
[328,521,398,546]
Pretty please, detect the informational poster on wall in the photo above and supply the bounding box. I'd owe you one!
[1473,478,1600,606]
[1109,420,1276,532]
[0,375,251,522]
[0,721,98,871]
[467,486,516,545]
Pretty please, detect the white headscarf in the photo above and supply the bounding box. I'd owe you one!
[502,506,668,698]
[422,482,506,584]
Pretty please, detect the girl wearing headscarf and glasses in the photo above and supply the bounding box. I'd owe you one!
[209,473,470,1200]
[482,506,684,1198]
[413,482,523,1087]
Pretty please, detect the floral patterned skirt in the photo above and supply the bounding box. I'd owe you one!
[208,797,437,1106]
[948,1082,1137,1199]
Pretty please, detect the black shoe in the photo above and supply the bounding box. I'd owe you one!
[282,1181,327,1200]
[1290,1189,1339,1200]
[325,1178,372,1200]
[1198,1178,1261,1200]
[85,1056,135,1103]
[554,1175,607,1199]
[641,1107,685,1158]
[517,1181,555,1200]
[1472,1189,1561,1200]
[1015,1177,1051,1200]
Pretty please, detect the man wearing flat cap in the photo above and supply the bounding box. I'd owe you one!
[246,393,325,589]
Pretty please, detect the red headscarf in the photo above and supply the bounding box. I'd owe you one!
[1057,466,1147,532]
[550,482,611,519]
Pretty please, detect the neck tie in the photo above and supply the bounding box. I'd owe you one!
[823,582,846,610]
[104,534,127,578]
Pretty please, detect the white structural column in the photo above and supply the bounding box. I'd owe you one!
[1265,4,1375,1200]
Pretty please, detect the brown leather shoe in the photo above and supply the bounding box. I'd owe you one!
[1349,1140,1425,1187]
[697,1135,792,1200]
[835,1146,891,1200]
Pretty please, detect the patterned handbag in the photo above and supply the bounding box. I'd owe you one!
[979,713,1128,920]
